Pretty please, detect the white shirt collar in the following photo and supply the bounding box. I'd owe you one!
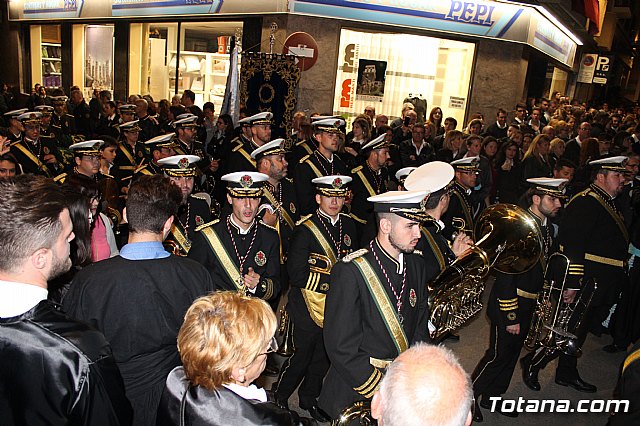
[223,383,268,402]
[318,208,340,226]
[230,214,254,235]
[412,140,424,155]
[0,280,48,317]
[436,219,445,231]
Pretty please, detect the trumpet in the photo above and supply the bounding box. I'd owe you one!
[451,217,473,238]
[276,308,294,357]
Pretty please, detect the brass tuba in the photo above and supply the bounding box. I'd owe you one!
[332,400,376,426]
[428,204,543,340]
[525,253,597,356]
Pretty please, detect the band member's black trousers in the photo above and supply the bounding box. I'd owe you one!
[273,317,330,408]
[472,300,534,398]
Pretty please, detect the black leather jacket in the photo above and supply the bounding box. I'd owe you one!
[0,300,132,425]
[157,367,308,426]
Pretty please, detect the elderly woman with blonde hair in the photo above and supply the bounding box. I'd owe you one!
[157,291,310,426]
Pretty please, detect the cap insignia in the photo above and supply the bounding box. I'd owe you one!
[178,157,190,169]
[240,174,253,188]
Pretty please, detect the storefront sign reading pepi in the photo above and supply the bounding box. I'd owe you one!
[290,0,579,67]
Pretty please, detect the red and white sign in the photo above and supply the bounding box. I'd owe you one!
[283,32,319,71]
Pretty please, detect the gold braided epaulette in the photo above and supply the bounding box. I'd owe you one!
[296,214,313,226]
[194,219,219,232]
[342,248,368,263]
[259,220,278,231]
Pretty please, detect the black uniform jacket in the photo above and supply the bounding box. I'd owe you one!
[262,178,300,260]
[0,300,132,426]
[286,136,318,174]
[137,115,159,142]
[114,141,147,182]
[610,343,640,425]
[559,184,629,306]
[319,240,430,418]
[164,194,212,256]
[225,135,258,173]
[287,211,357,330]
[294,151,348,216]
[10,136,64,177]
[188,217,281,301]
[157,367,306,426]
[349,163,389,225]
[490,211,555,327]
[416,220,456,282]
[51,112,76,136]
[173,139,210,174]
[441,182,475,241]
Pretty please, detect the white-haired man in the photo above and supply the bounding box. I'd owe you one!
[371,342,473,426]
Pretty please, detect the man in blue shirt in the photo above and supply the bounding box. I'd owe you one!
[64,174,215,426]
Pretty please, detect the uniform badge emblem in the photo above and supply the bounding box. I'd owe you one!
[409,288,417,307]
[290,202,296,213]
[507,312,517,321]
[240,174,253,188]
[178,157,189,169]
[255,250,267,266]
[138,151,144,158]
[43,146,50,154]
[332,177,343,189]
[195,215,203,226]
[344,234,351,247]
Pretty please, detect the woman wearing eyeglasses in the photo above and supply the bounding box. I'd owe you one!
[157,291,311,426]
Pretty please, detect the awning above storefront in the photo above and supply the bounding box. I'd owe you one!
[7,0,288,20]
[289,0,581,67]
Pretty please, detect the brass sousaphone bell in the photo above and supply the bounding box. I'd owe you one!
[428,203,543,340]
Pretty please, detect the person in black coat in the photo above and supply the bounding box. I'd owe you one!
[294,118,348,215]
[474,177,566,421]
[273,175,358,423]
[63,175,215,426]
[157,154,212,256]
[157,292,312,426]
[494,140,522,204]
[318,190,431,419]
[188,171,280,302]
[0,175,132,426]
[564,121,592,167]
[521,157,629,395]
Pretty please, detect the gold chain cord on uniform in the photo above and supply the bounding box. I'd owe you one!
[24,137,43,159]
[176,202,191,234]
[226,216,259,278]
[369,240,407,324]
[313,150,334,176]
[316,210,342,258]
[365,160,382,193]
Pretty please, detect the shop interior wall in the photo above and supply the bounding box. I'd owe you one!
[260,15,341,116]
[468,38,527,128]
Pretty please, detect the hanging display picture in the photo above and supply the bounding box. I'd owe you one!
[356,59,386,102]
[84,25,114,92]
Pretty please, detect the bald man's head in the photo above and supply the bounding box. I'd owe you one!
[372,343,472,426]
